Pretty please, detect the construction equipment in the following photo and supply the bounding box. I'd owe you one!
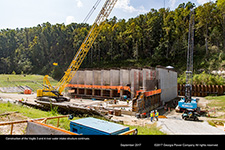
[70,117,130,135]
[178,9,199,118]
[182,109,200,121]
[37,0,118,102]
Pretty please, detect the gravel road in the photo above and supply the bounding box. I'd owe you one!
[157,113,225,135]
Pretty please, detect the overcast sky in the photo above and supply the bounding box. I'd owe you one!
[0,0,215,29]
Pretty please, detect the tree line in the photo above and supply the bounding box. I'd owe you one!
[0,1,225,80]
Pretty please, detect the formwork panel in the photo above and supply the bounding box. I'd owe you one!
[70,71,78,84]
[130,69,139,98]
[120,69,130,86]
[157,67,177,103]
[101,70,110,85]
[110,69,120,86]
[77,71,85,84]
[93,70,101,85]
[85,70,93,85]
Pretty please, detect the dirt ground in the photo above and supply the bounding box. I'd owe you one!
[1,93,225,135]
[0,113,28,135]
[112,96,225,134]
[0,93,36,102]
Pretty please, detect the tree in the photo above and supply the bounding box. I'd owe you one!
[196,2,216,55]
[217,0,225,51]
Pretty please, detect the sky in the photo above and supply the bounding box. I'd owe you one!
[0,0,216,29]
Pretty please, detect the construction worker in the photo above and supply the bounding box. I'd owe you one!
[150,111,154,122]
[114,98,117,104]
[155,110,159,121]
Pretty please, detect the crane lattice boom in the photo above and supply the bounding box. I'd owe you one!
[37,0,118,101]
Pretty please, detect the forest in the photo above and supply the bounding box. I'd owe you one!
[0,1,225,80]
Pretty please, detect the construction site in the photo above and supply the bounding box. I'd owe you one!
[1,64,225,135]
[1,0,225,139]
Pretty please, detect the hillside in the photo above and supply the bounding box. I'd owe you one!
[0,74,57,92]
[0,1,224,79]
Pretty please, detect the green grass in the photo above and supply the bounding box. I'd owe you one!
[0,101,165,135]
[205,95,225,126]
[205,95,225,109]
[0,101,79,131]
[0,74,58,92]
[128,123,166,135]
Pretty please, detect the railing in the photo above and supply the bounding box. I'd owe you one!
[0,115,137,135]
[67,84,131,93]
[0,115,70,135]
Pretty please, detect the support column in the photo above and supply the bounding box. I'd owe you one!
[92,89,95,97]
[110,90,113,98]
[77,87,79,95]
[101,89,103,97]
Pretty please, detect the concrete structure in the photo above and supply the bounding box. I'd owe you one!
[156,66,177,103]
[68,66,177,104]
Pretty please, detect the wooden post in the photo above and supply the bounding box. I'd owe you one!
[57,118,59,128]
[10,124,13,135]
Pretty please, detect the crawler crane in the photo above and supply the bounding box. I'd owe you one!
[178,9,200,120]
[37,0,118,102]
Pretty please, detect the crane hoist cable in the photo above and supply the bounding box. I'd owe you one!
[83,0,101,23]
[70,0,101,31]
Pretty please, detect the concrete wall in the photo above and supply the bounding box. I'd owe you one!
[77,71,85,84]
[93,70,101,85]
[110,69,120,86]
[120,69,130,86]
[130,69,139,98]
[69,67,177,101]
[143,68,151,91]
[84,70,93,85]
[101,70,110,85]
[157,67,177,103]
[71,71,79,84]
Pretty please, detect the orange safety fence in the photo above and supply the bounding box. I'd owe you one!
[136,89,161,97]
[144,89,161,97]
[67,84,131,93]
[30,120,78,135]
[136,90,144,95]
